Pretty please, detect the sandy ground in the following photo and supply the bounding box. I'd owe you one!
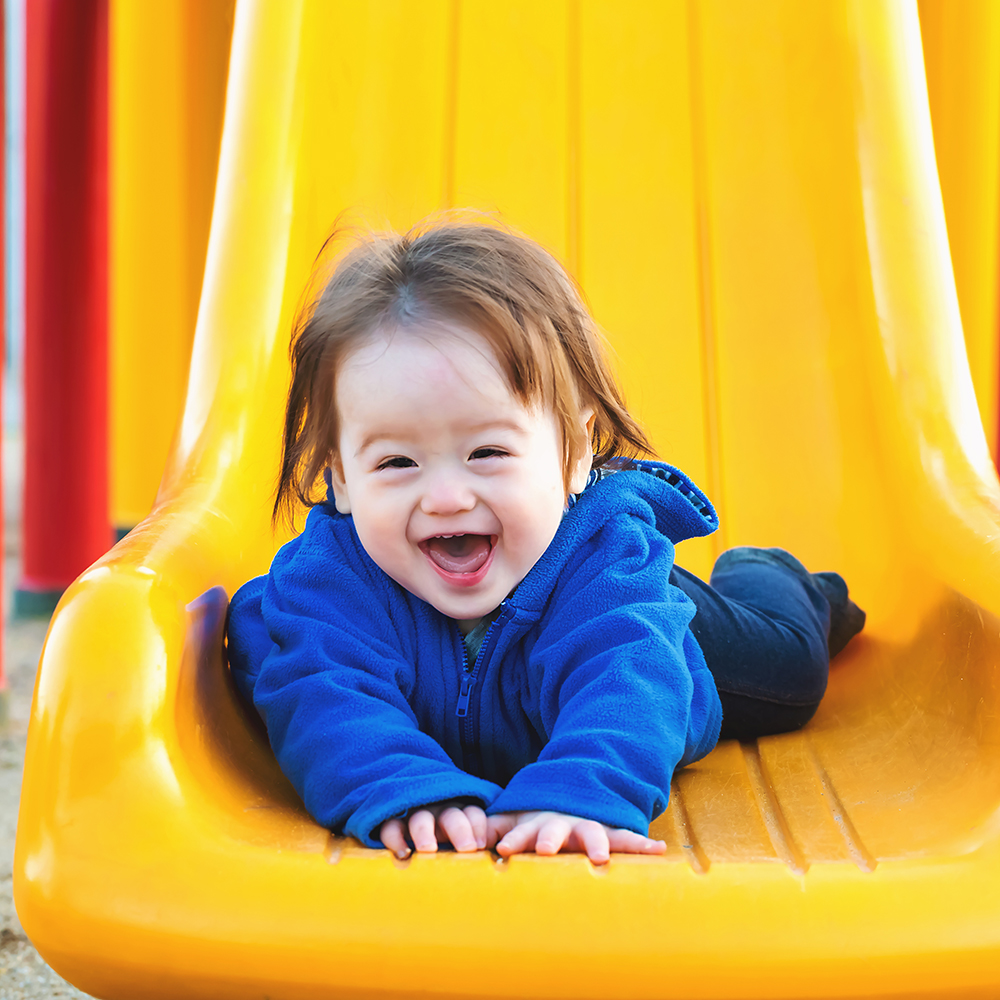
[1,615,92,999]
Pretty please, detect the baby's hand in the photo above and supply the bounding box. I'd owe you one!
[487,811,666,866]
[380,801,487,859]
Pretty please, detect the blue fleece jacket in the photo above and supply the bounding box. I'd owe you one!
[226,460,723,848]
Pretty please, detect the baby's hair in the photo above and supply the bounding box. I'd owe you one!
[275,217,654,525]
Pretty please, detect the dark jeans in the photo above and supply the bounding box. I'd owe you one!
[671,547,841,741]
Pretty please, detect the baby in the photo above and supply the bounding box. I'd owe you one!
[227,220,864,865]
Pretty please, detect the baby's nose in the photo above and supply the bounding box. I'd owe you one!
[419,473,476,515]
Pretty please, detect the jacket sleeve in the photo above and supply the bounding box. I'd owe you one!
[227,513,502,847]
[487,513,722,833]
[226,575,272,709]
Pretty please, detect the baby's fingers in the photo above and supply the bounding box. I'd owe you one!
[380,818,410,860]
[534,815,573,856]
[605,828,667,855]
[486,812,518,849]
[495,814,545,857]
[572,820,611,865]
[407,809,439,853]
[436,806,478,852]
[463,805,488,850]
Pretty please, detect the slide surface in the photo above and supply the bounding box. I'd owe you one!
[15,2,1000,997]
[919,0,1000,456]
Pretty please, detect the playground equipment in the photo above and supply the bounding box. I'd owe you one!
[14,1,1000,997]
[109,0,233,537]
[918,0,1000,457]
[16,0,233,618]
[18,0,109,616]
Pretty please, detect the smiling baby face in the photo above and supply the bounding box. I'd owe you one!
[328,323,593,628]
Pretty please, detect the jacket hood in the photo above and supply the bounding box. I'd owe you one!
[510,459,717,616]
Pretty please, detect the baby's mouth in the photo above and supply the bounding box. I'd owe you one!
[420,534,494,575]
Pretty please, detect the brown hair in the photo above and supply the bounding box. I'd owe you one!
[275,218,653,525]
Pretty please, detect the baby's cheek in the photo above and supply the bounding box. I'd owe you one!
[507,522,559,579]
[355,509,409,577]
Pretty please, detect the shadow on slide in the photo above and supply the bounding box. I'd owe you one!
[15,2,1000,998]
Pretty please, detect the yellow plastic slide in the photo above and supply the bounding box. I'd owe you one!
[109,0,233,533]
[15,2,1000,997]
[918,0,1000,457]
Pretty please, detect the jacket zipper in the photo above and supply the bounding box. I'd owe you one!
[456,673,474,717]
[455,602,513,772]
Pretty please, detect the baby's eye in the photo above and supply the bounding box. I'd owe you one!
[377,456,417,470]
[469,447,507,461]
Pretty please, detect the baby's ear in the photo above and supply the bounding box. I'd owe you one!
[568,408,597,495]
[328,458,352,514]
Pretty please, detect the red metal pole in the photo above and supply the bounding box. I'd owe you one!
[18,0,108,617]
[0,0,6,714]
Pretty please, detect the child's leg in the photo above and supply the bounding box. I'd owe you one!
[669,547,865,741]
